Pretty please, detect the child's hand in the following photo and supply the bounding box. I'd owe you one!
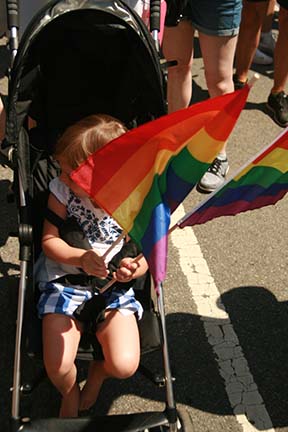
[80,249,108,278]
[114,257,140,283]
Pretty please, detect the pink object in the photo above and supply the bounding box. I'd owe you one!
[159,0,167,44]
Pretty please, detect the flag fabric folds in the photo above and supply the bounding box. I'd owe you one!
[178,128,288,229]
[71,86,250,285]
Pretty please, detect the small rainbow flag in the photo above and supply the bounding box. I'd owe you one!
[71,86,250,285]
[178,128,288,229]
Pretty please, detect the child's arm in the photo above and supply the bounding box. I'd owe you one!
[42,193,108,278]
[114,256,148,283]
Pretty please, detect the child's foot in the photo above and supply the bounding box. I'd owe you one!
[59,383,80,417]
[79,361,106,411]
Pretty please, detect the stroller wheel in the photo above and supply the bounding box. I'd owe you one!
[175,407,194,432]
[147,407,194,432]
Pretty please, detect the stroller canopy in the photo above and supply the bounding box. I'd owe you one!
[6,0,166,147]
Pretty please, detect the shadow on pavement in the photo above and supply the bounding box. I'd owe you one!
[2,276,288,431]
[221,285,288,429]
[97,286,288,430]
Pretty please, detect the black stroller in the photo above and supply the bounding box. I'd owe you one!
[3,0,194,430]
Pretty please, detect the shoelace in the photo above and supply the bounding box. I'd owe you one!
[208,158,225,175]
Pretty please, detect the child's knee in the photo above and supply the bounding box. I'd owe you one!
[44,357,74,380]
[109,352,139,379]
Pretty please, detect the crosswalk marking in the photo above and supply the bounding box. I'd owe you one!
[170,205,275,432]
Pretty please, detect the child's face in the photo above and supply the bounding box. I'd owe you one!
[58,159,88,198]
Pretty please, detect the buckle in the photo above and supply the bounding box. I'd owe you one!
[90,277,101,293]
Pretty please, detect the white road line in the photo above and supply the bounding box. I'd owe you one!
[170,205,275,432]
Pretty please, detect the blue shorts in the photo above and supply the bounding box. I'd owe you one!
[245,0,288,11]
[182,0,242,36]
[37,282,143,320]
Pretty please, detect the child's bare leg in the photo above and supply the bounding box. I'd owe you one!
[59,380,80,418]
[79,310,140,410]
[42,313,82,417]
[79,359,107,412]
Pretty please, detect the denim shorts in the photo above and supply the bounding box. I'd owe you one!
[182,0,242,36]
[246,0,288,8]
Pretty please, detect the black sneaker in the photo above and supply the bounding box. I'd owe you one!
[266,91,288,127]
[233,74,247,91]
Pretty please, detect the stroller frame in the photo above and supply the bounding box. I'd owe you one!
[4,1,194,431]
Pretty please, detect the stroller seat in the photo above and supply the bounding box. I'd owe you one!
[25,9,165,132]
[5,1,193,430]
[24,136,162,365]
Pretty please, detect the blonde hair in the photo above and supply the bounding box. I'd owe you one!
[54,114,127,169]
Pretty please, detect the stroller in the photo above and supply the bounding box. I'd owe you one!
[3,0,194,430]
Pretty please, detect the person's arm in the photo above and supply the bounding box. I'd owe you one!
[42,193,108,278]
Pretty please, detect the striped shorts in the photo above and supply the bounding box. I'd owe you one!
[37,282,143,320]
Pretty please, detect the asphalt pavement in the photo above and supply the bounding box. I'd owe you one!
[0,28,288,432]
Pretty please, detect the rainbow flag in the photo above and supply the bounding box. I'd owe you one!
[71,86,250,285]
[178,128,288,229]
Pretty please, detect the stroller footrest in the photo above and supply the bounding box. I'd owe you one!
[15,411,169,432]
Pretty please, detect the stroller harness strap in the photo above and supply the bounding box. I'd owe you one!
[51,272,138,292]
[45,209,141,291]
[51,273,112,292]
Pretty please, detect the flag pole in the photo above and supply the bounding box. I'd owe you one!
[99,253,143,294]
[97,230,128,294]
[102,231,127,260]
[175,124,288,229]
[99,278,115,293]
[247,73,260,88]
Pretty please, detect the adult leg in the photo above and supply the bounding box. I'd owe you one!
[197,33,238,192]
[162,20,195,113]
[234,0,269,83]
[79,310,140,410]
[42,314,82,417]
[200,32,238,155]
[255,0,276,61]
[266,5,288,126]
[262,0,276,32]
[271,6,288,93]
[200,32,237,97]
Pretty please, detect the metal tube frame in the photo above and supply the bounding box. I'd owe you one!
[11,260,28,419]
[157,283,178,432]
[11,170,27,420]
[10,26,18,61]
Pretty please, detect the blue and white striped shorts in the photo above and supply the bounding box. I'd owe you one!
[37,282,143,320]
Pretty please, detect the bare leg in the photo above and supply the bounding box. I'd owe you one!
[162,20,195,113]
[235,0,268,82]
[79,360,107,412]
[271,6,288,94]
[42,314,82,417]
[199,32,238,155]
[262,0,276,32]
[79,310,140,410]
